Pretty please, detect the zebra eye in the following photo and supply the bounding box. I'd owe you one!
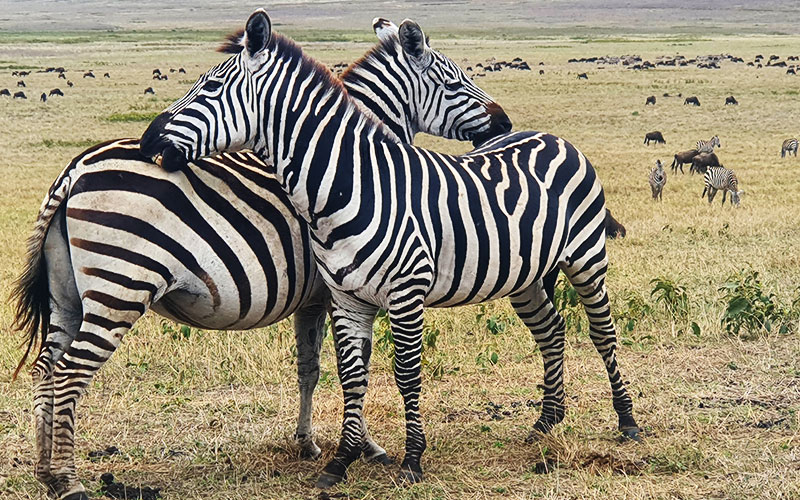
[203,80,223,92]
[444,81,461,91]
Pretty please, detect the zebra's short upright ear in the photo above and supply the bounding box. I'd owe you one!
[399,19,432,67]
[373,18,399,43]
[245,9,272,57]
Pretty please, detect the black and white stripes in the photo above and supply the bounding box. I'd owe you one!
[696,135,720,154]
[781,138,798,158]
[141,9,639,488]
[13,19,503,500]
[702,166,742,206]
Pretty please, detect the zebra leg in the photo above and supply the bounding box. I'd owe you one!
[708,188,718,204]
[32,311,82,497]
[293,295,390,463]
[48,299,146,499]
[563,257,641,441]
[316,293,378,489]
[293,300,327,460]
[388,294,427,483]
[510,280,567,438]
[722,190,728,206]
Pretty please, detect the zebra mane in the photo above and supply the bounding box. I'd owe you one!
[218,29,245,54]
[339,37,399,85]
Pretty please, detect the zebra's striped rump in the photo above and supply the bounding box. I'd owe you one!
[144,9,640,488]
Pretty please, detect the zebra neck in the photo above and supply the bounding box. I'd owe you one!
[264,80,388,229]
[343,75,415,143]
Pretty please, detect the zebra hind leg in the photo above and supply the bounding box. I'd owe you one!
[510,279,567,439]
[563,256,641,441]
[48,296,147,499]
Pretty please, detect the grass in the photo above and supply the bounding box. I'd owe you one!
[1,28,800,499]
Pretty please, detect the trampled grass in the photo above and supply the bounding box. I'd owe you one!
[1,29,799,499]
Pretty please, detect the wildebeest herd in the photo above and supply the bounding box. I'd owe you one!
[5,9,800,499]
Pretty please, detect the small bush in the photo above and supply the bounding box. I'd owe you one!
[650,276,689,322]
[719,270,796,337]
[553,276,584,334]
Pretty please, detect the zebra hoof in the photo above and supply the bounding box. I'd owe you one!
[299,444,322,461]
[315,471,346,489]
[620,426,643,442]
[62,492,89,500]
[365,452,394,465]
[398,466,424,484]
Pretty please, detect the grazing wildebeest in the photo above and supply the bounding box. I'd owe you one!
[17,80,25,87]
[577,72,588,79]
[13,91,26,99]
[645,95,656,105]
[40,93,46,102]
[83,71,95,78]
[49,88,64,97]
[671,149,699,173]
[649,160,666,201]
[58,73,66,79]
[539,69,544,75]
[152,68,161,76]
[690,152,720,174]
[787,68,796,75]
[178,67,186,73]
[644,131,666,145]
[104,72,110,78]
[725,96,738,105]
[0,88,10,96]
[67,81,73,87]
[605,209,626,239]
[144,86,155,95]
[684,96,700,106]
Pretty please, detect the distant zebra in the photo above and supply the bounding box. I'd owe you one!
[781,138,798,157]
[649,160,666,200]
[702,166,742,206]
[141,8,641,489]
[696,135,720,153]
[13,18,510,500]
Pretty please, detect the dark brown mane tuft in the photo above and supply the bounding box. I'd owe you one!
[271,33,345,94]
[218,29,245,54]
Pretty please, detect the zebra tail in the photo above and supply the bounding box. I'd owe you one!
[10,173,71,380]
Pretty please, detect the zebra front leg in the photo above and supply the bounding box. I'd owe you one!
[708,187,718,204]
[316,293,378,489]
[387,294,427,483]
[48,306,142,500]
[564,259,641,441]
[510,281,567,439]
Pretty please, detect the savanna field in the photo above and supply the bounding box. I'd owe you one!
[1,28,799,499]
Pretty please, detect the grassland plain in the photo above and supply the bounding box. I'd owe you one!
[1,29,799,500]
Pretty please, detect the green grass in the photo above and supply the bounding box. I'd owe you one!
[105,111,161,122]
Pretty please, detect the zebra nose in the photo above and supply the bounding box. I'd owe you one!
[487,102,512,134]
[140,111,174,158]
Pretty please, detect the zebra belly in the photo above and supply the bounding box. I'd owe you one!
[64,152,316,331]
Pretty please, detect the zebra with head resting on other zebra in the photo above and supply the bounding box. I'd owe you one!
[141,8,642,489]
[12,19,511,500]
[702,166,743,206]
[696,135,720,154]
[781,138,798,157]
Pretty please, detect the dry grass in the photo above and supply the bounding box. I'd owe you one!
[1,30,800,499]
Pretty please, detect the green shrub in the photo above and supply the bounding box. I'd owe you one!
[720,270,796,337]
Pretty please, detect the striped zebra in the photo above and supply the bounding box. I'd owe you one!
[12,19,510,500]
[649,159,666,200]
[140,9,641,488]
[696,135,720,153]
[781,138,798,157]
[702,166,742,206]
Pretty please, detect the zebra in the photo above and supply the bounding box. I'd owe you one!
[702,166,743,206]
[781,138,798,157]
[649,159,666,200]
[140,9,641,489]
[11,19,510,500]
[696,135,720,154]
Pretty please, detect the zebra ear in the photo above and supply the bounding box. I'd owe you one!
[373,18,399,43]
[399,19,431,66]
[245,9,272,57]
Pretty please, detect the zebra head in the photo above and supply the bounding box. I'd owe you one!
[348,18,511,145]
